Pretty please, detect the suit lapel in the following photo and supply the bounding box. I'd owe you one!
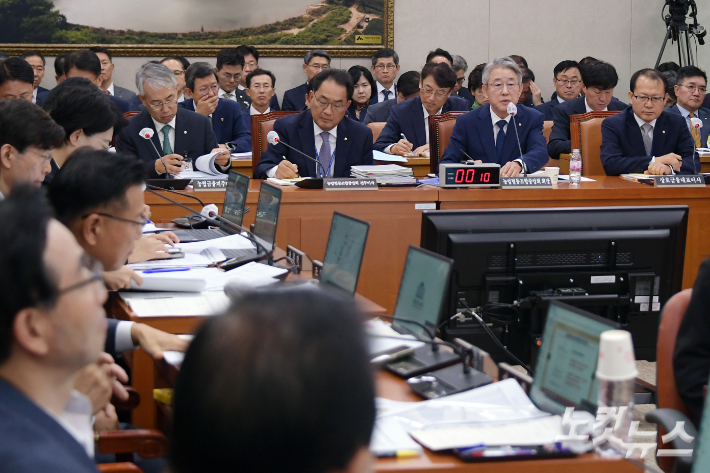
[477,105,497,161]
[651,113,668,156]
[410,98,426,147]
[573,97,587,114]
[625,109,647,156]
[213,99,225,142]
[298,111,318,176]
[174,109,187,157]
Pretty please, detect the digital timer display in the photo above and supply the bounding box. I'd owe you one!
[439,163,501,188]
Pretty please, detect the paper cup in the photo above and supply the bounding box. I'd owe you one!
[545,166,560,184]
[596,330,638,381]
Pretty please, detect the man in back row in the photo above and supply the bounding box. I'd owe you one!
[535,60,583,120]
[282,49,332,112]
[666,65,709,149]
[363,70,420,125]
[0,57,34,102]
[370,48,399,105]
[19,51,49,105]
[89,46,138,103]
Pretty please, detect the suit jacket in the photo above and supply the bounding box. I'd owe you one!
[282,83,308,112]
[115,108,218,179]
[179,98,251,152]
[346,103,369,123]
[363,98,397,125]
[674,257,710,428]
[704,95,710,110]
[666,104,710,149]
[36,86,50,106]
[233,87,280,111]
[535,98,562,121]
[456,87,474,108]
[374,96,470,152]
[113,85,137,104]
[370,83,397,105]
[548,96,627,160]
[109,95,131,114]
[0,379,99,473]
[439,104,548,172]
[254,110,373,179]
[600,106,696,175]
[105,319,119,359]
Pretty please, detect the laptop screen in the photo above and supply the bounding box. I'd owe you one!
[392,246,453,340]
[321,212,370,295]
[221,171,249,227]
[252,182,282,252]
[530,301,619,415]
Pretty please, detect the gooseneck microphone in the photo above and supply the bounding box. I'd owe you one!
[267,130,327,178]
[690,117,703,174]
[140,128,173,179]
[507,103,527,177]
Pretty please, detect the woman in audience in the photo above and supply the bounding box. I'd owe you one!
[468,63,488,109]
[347,65,376,122]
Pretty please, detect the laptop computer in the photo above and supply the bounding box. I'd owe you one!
[320,212,370,295]
[172,170,250,243]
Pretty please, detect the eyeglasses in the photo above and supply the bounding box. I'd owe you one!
[456,78,465,84]
[555,78,581,86]
[244,61,257,69]
[308,64,330,71]
[24,148,53,164]
[219,71,241,82]
[679,84,707,94]
[57,256,104,296]
[89,134,111,150]
[375,64,397,71]
[83,212,148,227]
[632,94,666,104]
[422,85,450,98]
[147,98,177,110]
[250,83,273,91]
[198,84,220,96]
[487,82,520,92]
[314,96,345,112]
[171,70,185,77]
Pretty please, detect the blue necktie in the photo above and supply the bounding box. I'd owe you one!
[382,90,391,101]
[495,120,507,162]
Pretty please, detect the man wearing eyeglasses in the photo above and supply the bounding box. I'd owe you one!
[439,57,548,176]
[180,62,250,156]
[374,62,468,157]
[0,57,35,102]
[370,48,400,105]
[282,49,332,112]
[601,69,696,176]
[666,66,709,150]
[116,62,220,179]
[255,69,373,179]
[535,60,583,121]
[241,68,278,129]
[548,60,627,160]
[232,45,281,112]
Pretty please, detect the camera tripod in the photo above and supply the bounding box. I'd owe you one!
[654,0,704,68]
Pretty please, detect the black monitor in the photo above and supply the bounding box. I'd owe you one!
[252,182,282,253]
[320,212,370,295]
[221,171,249,227]
[420,206,688,364]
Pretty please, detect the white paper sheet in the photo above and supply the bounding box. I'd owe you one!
[128,267,228,292]
[557,175,596,182]
[128,248,225,271]
[120,291,230,317]
[370,415,423,456]
[365,320,425,356]
[178,234,255,252]
[194,151,225,175]
[177,170,228,180]
[231,152,253,160]
[373,150,407,163]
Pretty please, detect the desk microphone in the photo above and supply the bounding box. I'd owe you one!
[691,117,702,174]
[267,131,327,178]
[140,128,173,179]
[507,103,527,177]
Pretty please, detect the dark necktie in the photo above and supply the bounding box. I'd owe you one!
[495,120,507,161]
[382,89,391,101]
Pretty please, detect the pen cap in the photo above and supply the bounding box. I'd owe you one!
[595,330,638,381]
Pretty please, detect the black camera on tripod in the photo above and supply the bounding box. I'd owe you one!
[656,0,705,68]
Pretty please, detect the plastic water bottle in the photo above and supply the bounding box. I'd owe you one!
[570,149,582,185]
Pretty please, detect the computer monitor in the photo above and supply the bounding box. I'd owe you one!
[392,246,454,340]
[221,171,250,227]
[420,206,688,363]
[252,182,282,252]
[320,212,370,295]
[531,301,619,415]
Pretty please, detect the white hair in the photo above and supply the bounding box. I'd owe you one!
[135,62,177,96]
[482,57,523,86]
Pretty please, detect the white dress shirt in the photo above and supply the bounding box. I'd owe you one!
[151,116,176,153]
[250,105,271,115]
[219,88,237,102]
[585,98,608,113]
[376,81,396,103]
[32,88,38,103]
[490,107,527,172]
[41,391,95,458]
[106,83,115,96]
[675,103,695,130]
[266,121,337,178]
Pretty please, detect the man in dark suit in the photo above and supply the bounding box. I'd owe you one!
[19,51,49,105]
[363,70,420,125]
[233,45,280,111]
[89,47,138,104]
[0,57,34,102]
[452,55,475,106]
[535,60,583,120]
[282,49,332,112]
[703,94,710,109]
[600,69,696,175]
[180,62,250,153]
[255,69,373,179]
[440,57,548,175]
[548,60,627,160]
[240,68,278,133]
[117,62,227,179]
[63,50,131,113]
[370,48,399,105]
[375,63,468,156]
[424,48,470,110]
[665,65,710,150]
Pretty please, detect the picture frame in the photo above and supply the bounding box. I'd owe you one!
[0,0,394,58]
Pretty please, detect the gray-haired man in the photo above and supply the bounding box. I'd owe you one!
[282,49,332,111]
[115,62,222,179]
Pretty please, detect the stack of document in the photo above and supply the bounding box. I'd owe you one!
[351,164,416,185]
[230,151,253,161]
[176,151,229,180]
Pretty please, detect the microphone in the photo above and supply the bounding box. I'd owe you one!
[507,102,527,177]
[207,211,272,266]
[691,117,702,174]
[267,130,328,178]
[140,127,173,179]
[460,149,475,162]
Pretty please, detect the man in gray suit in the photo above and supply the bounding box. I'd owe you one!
[363,71,420,125]
[89,47,137,103]
[666,65,709,150]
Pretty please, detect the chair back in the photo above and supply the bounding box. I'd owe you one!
[251,111,298,174]
[570,111,620,176]
[367,122,386,143]
[543,120,553,144]
[656,288,693,472]
[429,111,466,174]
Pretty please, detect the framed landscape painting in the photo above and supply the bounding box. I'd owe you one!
[0,0,393,57]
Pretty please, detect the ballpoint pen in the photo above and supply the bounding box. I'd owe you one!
[142,268,191,274]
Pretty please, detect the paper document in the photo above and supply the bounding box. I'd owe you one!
[365,319,425,356]
[179,234,255,252]
[266,177,299,186]
[201,262,287,291]
[373,150,407,163]
[194,151,227,175]
[128,248,225,271]
[128,267,232,292]
[177,170,228,181]
[370,416,423,457]
[231,152,252,160]
[142,222,159,233]
[409,415,563,451]
[120,291,230,317]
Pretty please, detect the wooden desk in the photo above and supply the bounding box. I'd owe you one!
[230,158,253,177]
[376,157,430,178]
[438,176,710,291]
[153,362,642,473]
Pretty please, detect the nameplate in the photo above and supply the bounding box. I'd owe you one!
[653,175,705,188]
[500,176,553,189]
[323,178,378,191]
[193,179,228,191]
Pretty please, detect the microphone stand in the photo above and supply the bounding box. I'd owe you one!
[271,138,327,178]
[510,114,527,177]
[143,136,174,180]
